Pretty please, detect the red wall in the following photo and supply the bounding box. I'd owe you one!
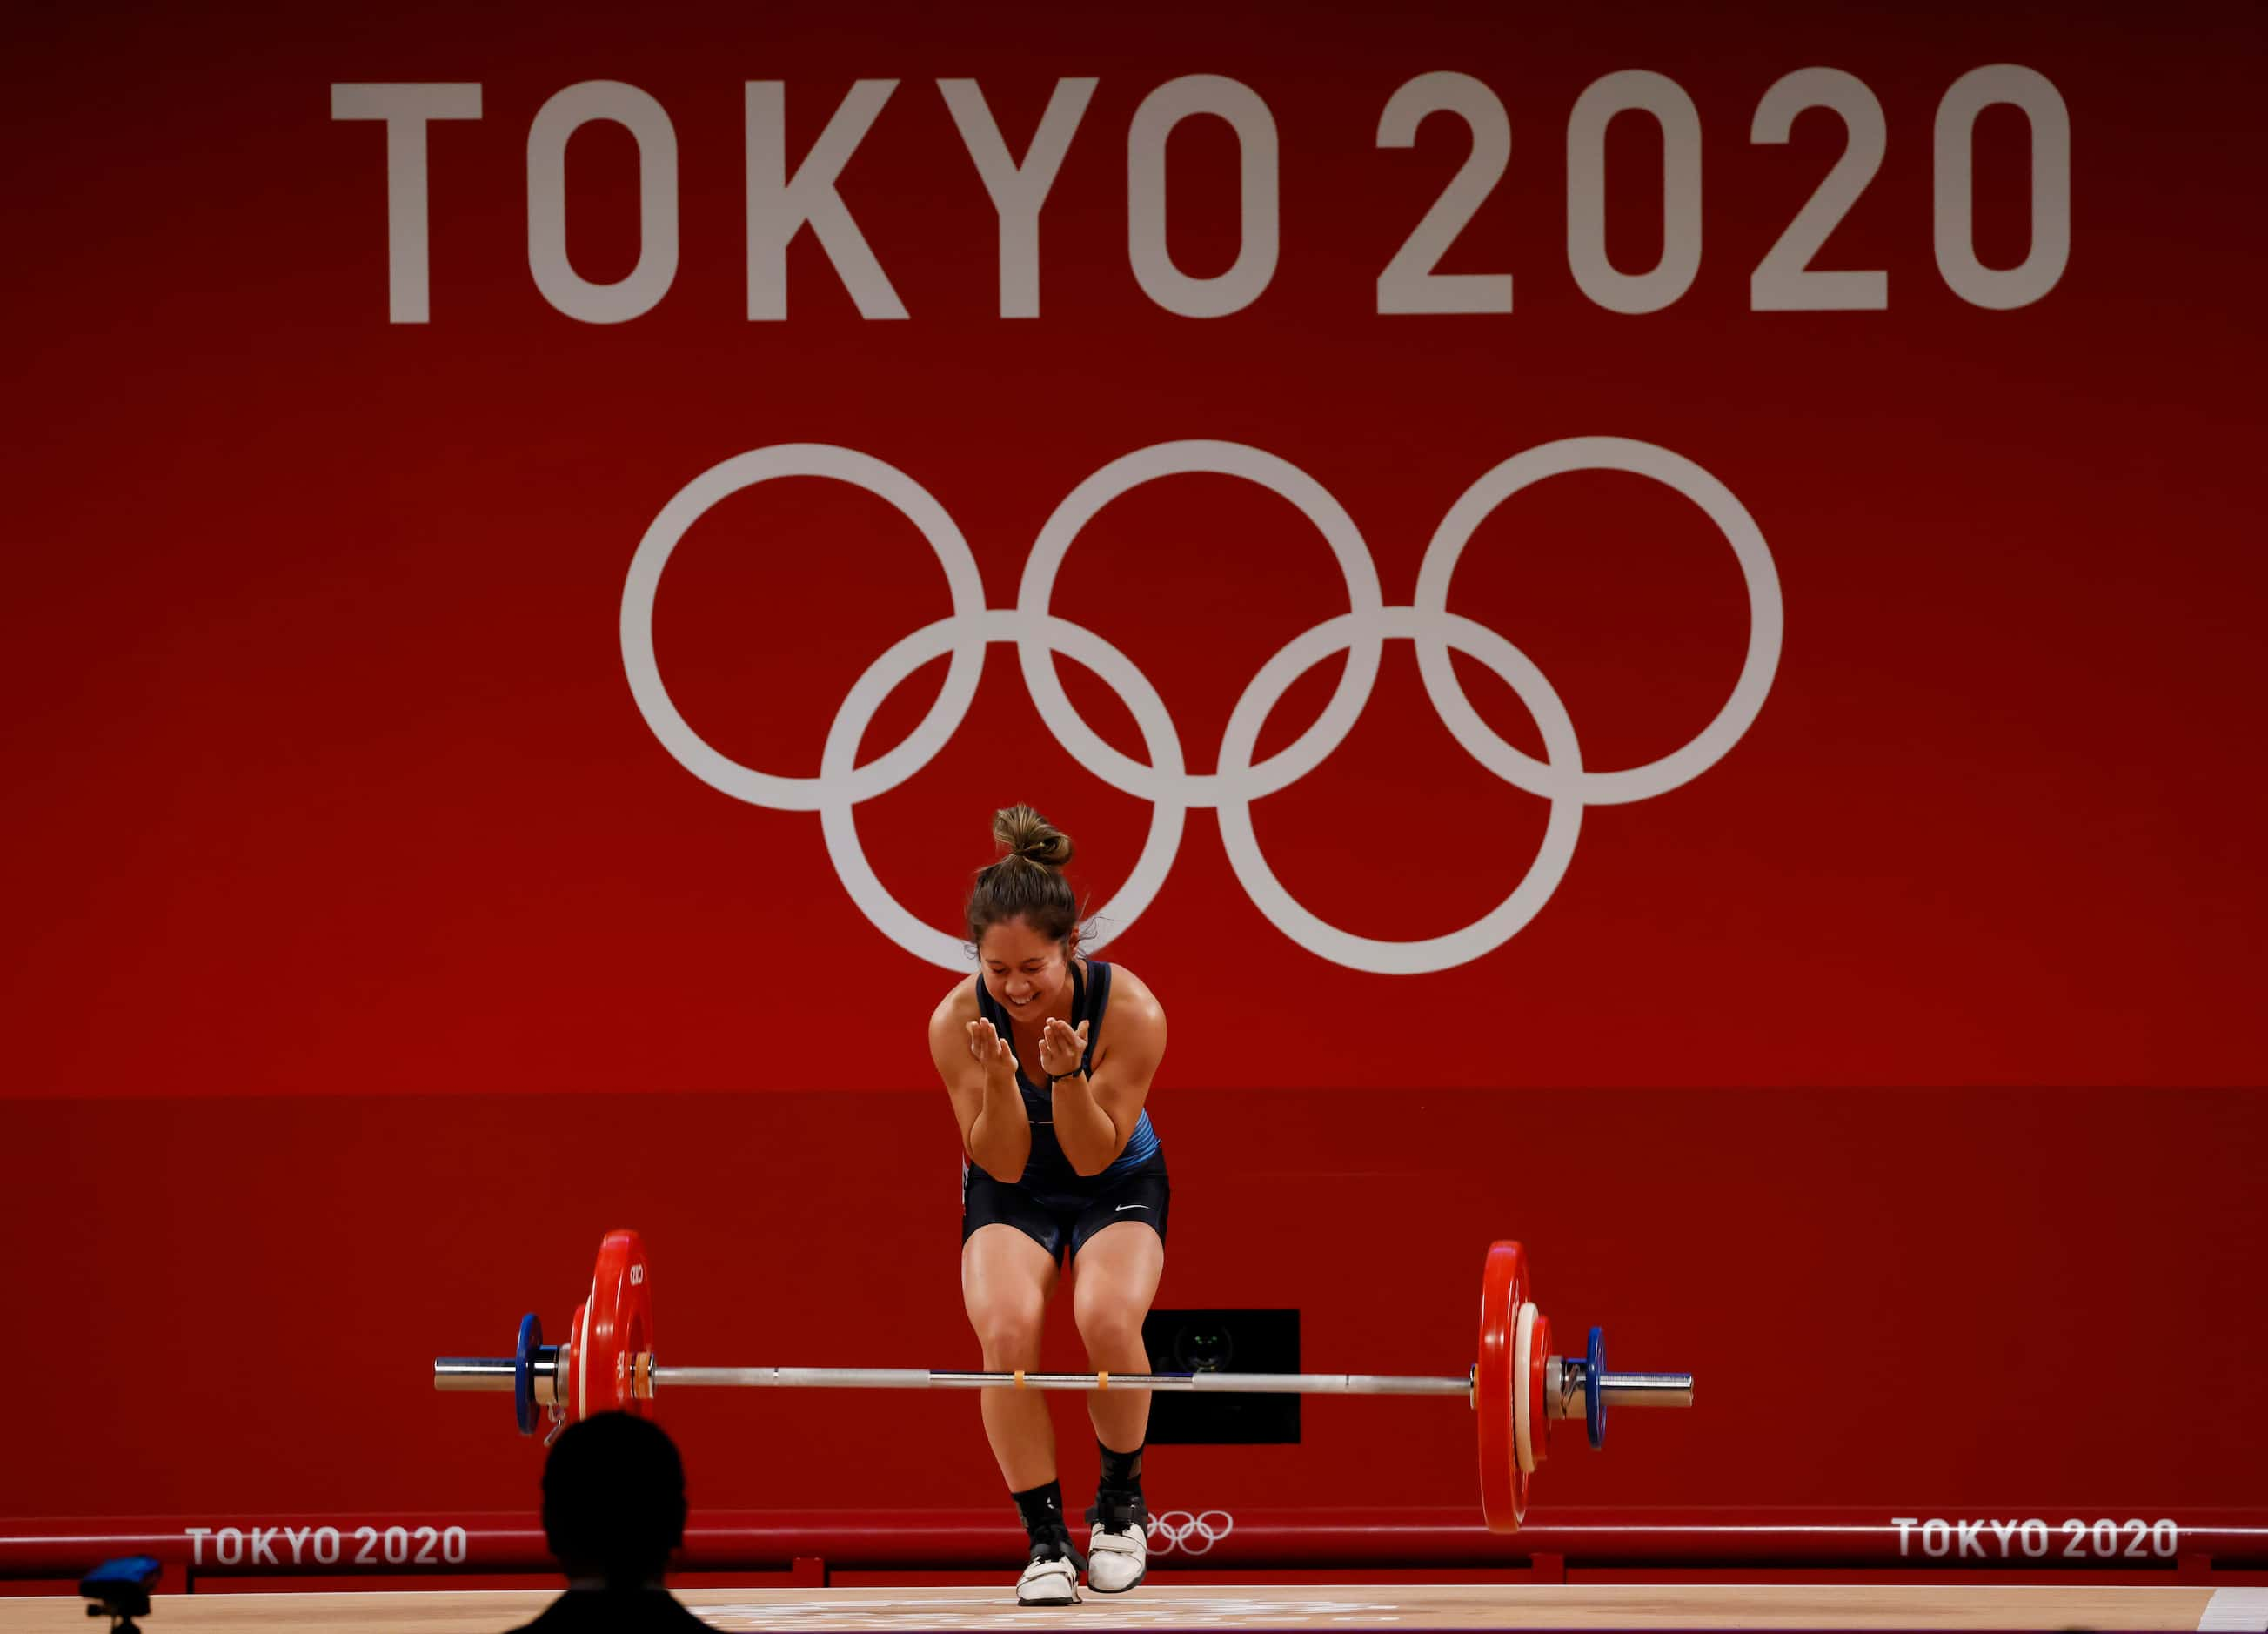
[4,0,2264,1534]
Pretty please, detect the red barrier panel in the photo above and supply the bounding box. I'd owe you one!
[9,1089,2265,1521]
[8,1510,2267,1579]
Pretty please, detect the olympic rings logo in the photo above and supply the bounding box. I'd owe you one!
[621,439,1782,974]
[1147,1509,1235,1555]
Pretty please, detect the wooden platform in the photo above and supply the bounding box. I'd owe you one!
[11,1582,2268,1631]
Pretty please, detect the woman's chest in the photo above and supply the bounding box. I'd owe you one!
[1001,1012,1101,1088]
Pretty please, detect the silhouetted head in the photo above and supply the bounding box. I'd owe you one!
[540,1412,687,1587]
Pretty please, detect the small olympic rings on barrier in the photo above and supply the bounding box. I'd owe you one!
[621,439,1783,974]
[1147,1510,1235,1556]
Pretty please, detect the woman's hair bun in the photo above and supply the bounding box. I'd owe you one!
[992,803,1074,868]
[967,804,1082,953]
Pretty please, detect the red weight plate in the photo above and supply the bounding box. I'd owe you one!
[1475,1240,1531,1533]
[578,1229,656,1422]
[1528,1310,1553,1469]
[561,1301,586,1428]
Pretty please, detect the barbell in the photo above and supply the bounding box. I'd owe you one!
[432,1230,1691,1532]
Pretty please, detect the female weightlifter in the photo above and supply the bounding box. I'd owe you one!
[927,805,1170,1604]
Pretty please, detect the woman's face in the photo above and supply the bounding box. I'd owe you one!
[979,917,1071,1020]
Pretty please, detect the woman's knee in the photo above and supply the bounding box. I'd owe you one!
[968,1293,1047,1363]
[961,1226,1057,1363]
[1073,1289,1149,1357]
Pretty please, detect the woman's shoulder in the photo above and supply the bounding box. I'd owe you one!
[928,974,983,1035]
[1094,961,1165,1028]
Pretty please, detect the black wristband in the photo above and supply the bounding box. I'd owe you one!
[1047,1067,1087,1088]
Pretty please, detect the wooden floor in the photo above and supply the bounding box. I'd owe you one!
[10,1583,2266,1631]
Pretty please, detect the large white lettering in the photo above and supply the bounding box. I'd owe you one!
[940,78,1097,318]
[1127,76,1279,318]
[329,82,483,323]
[330,69,2066,324]
[746,80,907,319]
[1933,64,2069,310]
[1567,70,1702,314]
[527,81,679,323]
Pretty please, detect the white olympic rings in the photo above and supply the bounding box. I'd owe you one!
[1147,1509,1235,1555]
[620,439,1782,974]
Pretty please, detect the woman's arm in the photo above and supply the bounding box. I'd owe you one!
[929,990,1032,1183]
[1040,974,1167,1177]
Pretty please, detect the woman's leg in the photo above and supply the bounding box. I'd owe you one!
[960,1222,1061,1490]
[1070,1219,1166,1455]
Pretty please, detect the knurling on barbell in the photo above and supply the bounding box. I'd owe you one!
[433,1230,1693,1532]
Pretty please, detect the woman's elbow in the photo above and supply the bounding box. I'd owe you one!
[970,1145,1021,1185]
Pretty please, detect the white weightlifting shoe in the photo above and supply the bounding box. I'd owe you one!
[1016,1543,1082,1605]
[1085,1497,1149,1595]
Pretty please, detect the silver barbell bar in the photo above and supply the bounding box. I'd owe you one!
[432,1356,1694,1415]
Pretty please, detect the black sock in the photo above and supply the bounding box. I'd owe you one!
[1097,1440,1145,1501]
[1012,1479,1070,1553]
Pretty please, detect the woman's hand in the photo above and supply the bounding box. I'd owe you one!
[1039,1016,1090,1081]
[967,1018,1020,1088]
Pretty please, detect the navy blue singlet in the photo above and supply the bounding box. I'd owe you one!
[972,960,1161,1193]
